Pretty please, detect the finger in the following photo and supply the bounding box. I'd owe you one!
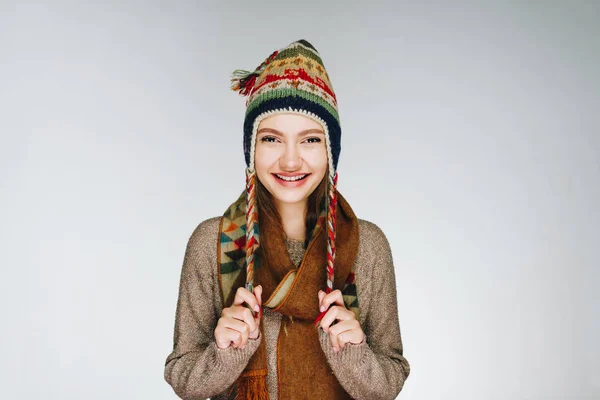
[328,320,360,349]
[223,303,259,334]
[229,317,252,348]
[249,324,260,340]
[229,326,248,348]
[221,316,251,339]
[320,289,345,312]
[253,285,262,309]
[319,305,340,333]
[231,305,257,335]
[216,324,246,349]
[214,325,233,349]
[233,286,260,314]
[254,285,262,301]
[319,305,354,333]
[254,285,263,320]
[216,313,254,349]
[317,290,325,308]
[250,286,263,339]
[329,325,340,351]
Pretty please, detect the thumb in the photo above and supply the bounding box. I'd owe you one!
[249,287,262,339]
[255,285,263,324]
[318,290,325,304]
[254,285,262,304]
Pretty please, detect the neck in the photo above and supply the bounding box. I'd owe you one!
[275,200,307,241]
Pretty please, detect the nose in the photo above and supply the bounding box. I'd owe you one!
[279,141,302,170]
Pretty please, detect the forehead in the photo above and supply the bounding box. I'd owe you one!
[256,127,325,137]
[257,112,324,132]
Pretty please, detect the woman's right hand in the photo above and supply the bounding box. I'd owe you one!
[215,285,263,350]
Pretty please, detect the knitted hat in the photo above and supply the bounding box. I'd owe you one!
[230,39,342,315]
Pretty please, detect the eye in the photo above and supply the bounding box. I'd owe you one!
[260,136,278,143]
[305,137,322,144]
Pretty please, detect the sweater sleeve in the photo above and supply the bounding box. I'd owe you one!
[317,222,411,400]
[164,219,262,400]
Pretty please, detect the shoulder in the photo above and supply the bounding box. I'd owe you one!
[189,216,221,242]
[355,218,395,276]
[189,216,222,241]
[357,218,392,254]
[185,216,222,255]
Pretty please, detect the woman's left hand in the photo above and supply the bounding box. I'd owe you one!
[317,289,366,352]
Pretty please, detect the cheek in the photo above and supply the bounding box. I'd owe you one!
[303,149,328,173]
[254,147,278,176]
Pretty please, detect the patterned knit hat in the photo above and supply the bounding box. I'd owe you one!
[230,39,342,315]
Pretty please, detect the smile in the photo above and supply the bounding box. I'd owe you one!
[272,173,311,186]
[274,173,309,181]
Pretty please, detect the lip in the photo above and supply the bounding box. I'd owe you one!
[272,173,311,187]
[273,172,309,177]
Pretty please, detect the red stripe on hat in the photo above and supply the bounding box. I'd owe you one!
[251,68,337,102]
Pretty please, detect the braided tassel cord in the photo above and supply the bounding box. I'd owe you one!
[245,167,260,317]
[230,50,279,96]
[313,171,338,327]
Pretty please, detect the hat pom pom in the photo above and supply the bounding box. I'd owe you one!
[230,69,258,96]
[230,50,279,97]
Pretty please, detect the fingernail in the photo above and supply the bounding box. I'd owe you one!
[333,347,339,352]
[320,305,325,312]
[254,305,260,312]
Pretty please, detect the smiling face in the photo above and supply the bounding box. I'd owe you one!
[254,113,328,209]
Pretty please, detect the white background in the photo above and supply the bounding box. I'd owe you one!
[1,1,598,399]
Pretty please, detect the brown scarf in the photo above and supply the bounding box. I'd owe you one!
[217,189,359,399]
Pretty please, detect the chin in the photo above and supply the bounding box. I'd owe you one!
[270,190,311,205]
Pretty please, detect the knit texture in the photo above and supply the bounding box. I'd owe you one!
[218,189,359,321]
[218,188,360,399]
[164,217,411,400]
[232,39,341,173]
[231,40,343,329]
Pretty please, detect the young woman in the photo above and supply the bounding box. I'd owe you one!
[164,39,410,400]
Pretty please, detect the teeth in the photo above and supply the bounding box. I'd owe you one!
[276,174,307,182]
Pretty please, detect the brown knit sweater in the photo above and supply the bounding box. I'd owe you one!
[164,216,410,400]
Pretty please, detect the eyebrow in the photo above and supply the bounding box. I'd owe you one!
[256,128,325,136]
